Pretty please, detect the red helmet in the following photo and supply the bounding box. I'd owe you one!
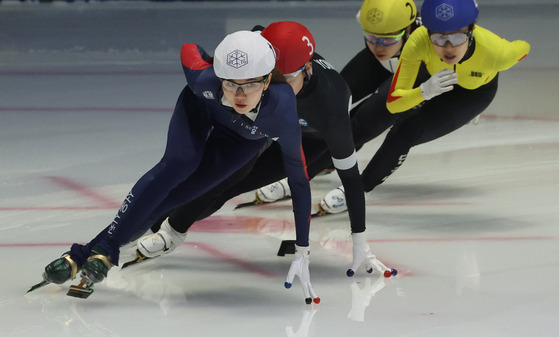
[261,21,315,74]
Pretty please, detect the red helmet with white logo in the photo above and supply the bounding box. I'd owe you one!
[261,21,315,74]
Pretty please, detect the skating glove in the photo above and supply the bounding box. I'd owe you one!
[420,68,458,100]
[285,245,320,304]
[347,232,389,277]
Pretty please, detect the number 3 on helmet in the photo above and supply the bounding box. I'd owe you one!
[261,21,316,74]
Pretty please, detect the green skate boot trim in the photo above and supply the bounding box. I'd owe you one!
[81,247,112,284]
[43,254,79,284]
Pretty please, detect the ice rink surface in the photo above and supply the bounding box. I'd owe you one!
[1,1,558,336]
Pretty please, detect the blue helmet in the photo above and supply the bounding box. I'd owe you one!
[421,0,479,32]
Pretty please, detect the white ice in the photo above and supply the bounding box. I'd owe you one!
[1,1,558,337]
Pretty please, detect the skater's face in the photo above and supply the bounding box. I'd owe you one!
[283,62,312,95]
[221,74,272,114]
[364,28,409,61]
[430,26,472,65]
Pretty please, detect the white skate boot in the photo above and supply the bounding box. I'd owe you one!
[137,218,187,258]
[255,178,291,203]
[315,186,346,216]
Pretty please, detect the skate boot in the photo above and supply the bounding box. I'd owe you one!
[315,186,346,216]
[136,218,187,258]
[28,252,80,294]
[235,179,292,209]
[81,245,112,284]
[43,252,79,284]
[65,246,112,299]
[255,178,291,203]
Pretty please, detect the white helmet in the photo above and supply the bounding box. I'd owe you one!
[214,30,276,80]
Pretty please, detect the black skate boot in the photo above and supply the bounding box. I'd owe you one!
[43,252,79,284]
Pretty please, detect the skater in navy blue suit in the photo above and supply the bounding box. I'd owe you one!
[138,22,392,278]
[37,31,319,304]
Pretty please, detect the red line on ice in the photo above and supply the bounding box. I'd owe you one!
[185,242,278,278]
[0,242,279,278]
[45,176,121,208]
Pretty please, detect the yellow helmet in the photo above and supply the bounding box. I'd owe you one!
[359,0,417,34]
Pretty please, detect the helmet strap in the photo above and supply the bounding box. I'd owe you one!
[303,65,312,84]
[459,35,476,64]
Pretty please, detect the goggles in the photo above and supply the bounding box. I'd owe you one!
[283,64,307,82]
[363,29,406,47]
[429,32,470,47]
[221,74,269,94]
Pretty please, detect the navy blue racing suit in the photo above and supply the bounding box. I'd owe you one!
[152,53,367,236]
[68,44,311,265]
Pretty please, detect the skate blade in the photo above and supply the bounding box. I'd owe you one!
[67,280,94,299]
[27,280,49,293]
[311,202,342,218]
[311,209,331,218]
[234,199,264,209]
[121,250,150,269]
[234,196,291,210]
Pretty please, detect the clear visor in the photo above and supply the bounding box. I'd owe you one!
[363,29,405,47]
[221,75,269,94]
[430,32,469,47]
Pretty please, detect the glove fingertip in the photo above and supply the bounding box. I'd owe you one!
[366,267,373,274]
[346,269,355,277]
[284,282,292,289]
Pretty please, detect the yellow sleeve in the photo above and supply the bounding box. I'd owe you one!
[496,39,531,71]
[386,26,531,113]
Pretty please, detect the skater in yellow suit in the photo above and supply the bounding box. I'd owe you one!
[388,18,530,112]
[356,0,530,190]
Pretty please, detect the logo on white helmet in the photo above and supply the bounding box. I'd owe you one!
[435,3,454,21]
[226,49,248,69]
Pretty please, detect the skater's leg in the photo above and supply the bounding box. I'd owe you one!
[55,87,211,272]
[362,76,498,191]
